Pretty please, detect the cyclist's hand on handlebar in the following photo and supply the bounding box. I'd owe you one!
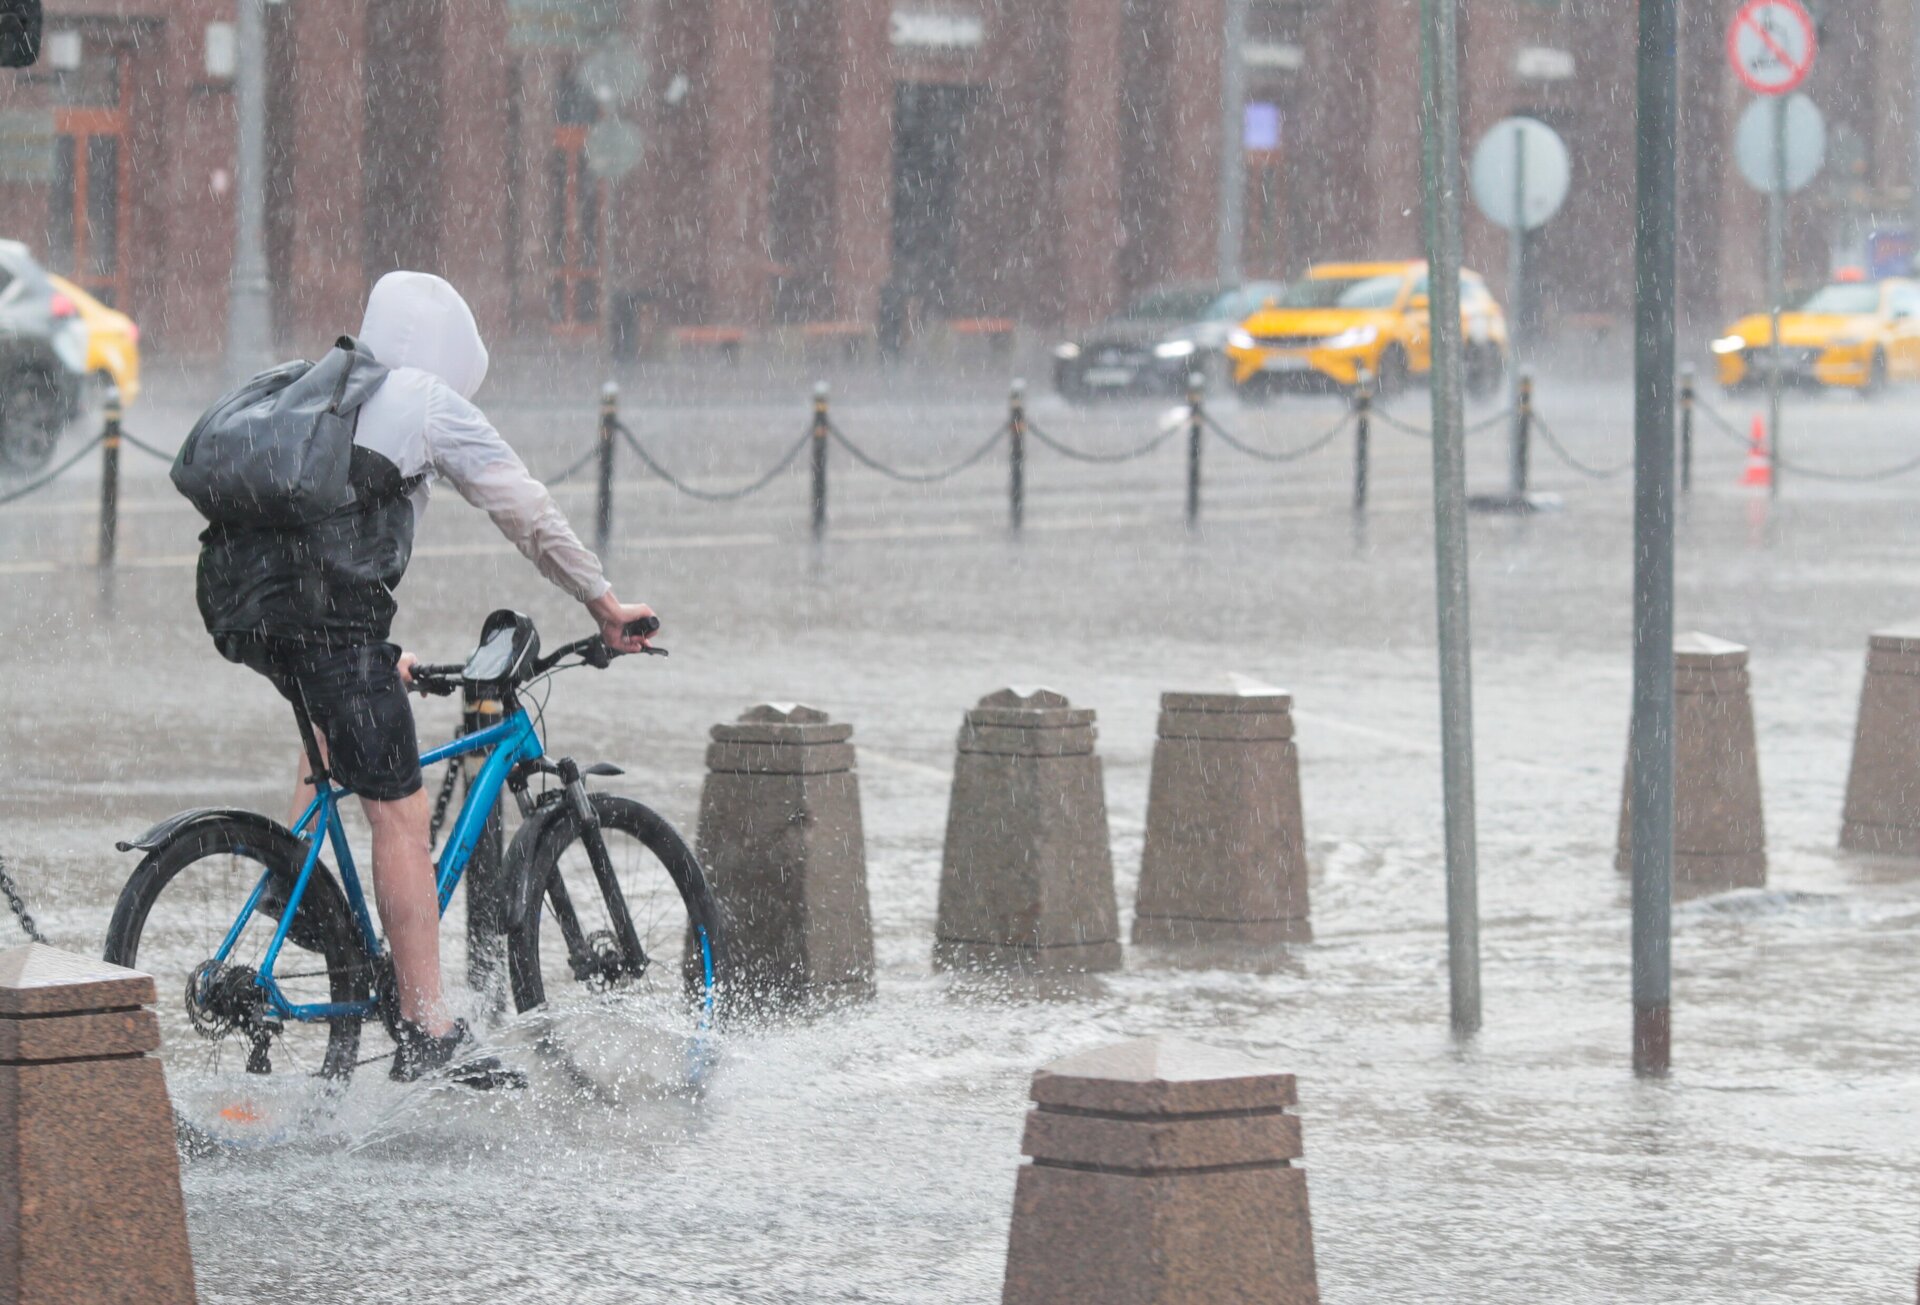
[588,593,658,655]
[397,651,422,691]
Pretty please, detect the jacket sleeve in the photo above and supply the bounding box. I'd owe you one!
[422,385,613,603]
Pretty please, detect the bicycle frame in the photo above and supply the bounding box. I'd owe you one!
[209,707,546,1023]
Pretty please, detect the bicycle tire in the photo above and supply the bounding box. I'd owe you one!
[104,819,370,1091]
[507,793,726,1012]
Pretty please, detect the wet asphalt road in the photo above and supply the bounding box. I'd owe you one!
[3,364,1920,1302]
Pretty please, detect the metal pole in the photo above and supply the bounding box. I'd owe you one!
[1419,0,1481,1035]
[1508,128,1528,498]
[1218,0,1249,283]
[1680,365,1695,496]
[97,387,121,567]
[1186,370,1205,529]
[595,382,617,558]
[1514,371,1533,495]
[1352,368,1372,513]
[1008,379,1026,532]
[811,381,830,539]
[1631,0,1678,1079]
[1767,94,1786,500]
[224,0,274,383]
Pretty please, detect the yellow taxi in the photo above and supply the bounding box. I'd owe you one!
[1224,260,1509,400]
[1710,275,1920,395]
[48,273,140,404]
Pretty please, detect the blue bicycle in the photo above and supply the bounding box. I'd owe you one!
[103,610,724,1122]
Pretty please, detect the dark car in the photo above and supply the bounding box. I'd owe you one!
[1051,281,1284,402]
[0,240,88,473]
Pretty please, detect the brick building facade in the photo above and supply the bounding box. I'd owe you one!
[0,0,1911,359]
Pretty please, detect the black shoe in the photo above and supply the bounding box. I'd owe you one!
[389,1018,527,1090]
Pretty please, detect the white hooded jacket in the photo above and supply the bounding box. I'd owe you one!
[353,271,611,604]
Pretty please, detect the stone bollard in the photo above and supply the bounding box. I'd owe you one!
[695,703,875,1005]
[1,944,196,1305]
[1841,625,1920,855]
[1616,632,1766,893]
[1002,1035,1318,1305]
[1133,682,1310,946]
[935,688,1121,974]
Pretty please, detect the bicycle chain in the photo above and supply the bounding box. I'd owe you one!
[0,851,48,944]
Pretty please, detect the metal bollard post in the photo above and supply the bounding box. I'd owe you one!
[811,381,830,540]
[596,381,617,558]
[1511,371,1534,498]
[1008,378,1027,531]
[1352,368,1372,513]
[1186,370,1204,529]
[97,386,122,567]
[462,688,508,1003]
[1679,365,1694,495]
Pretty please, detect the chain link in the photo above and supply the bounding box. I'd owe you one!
[1201,410,1352,464]
[1025,420,1180,463]
[828,421,1008,483]
[118,431,178,462]
[1531,413,1633,479]
[615,420,811,502]
[0,432,107,507]
[0,852,48,944]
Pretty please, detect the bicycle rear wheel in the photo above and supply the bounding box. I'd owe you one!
[104,818,370,1144]
[506,794,724,1099]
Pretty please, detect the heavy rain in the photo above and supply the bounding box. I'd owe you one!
[0,0,1918,1301]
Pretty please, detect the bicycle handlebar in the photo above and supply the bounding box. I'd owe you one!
[407,616,665,697]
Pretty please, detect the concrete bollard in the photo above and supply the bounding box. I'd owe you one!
[0,943,196,1304]
[1133,682,1310,946]
[1001,1035,1318,1305]
[1617,633,1766,893]
[935,688,1121,974]
[1841,625,1920,855]
[695,704,875,1005]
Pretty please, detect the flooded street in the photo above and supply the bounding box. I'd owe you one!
[3,373,1918,1301]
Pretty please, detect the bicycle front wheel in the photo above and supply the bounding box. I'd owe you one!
[506,794,724,1098]
[104,818,370,1144]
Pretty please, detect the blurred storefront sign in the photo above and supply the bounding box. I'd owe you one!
[890,12,983,51]
[1244,41,1303,72]
[508,0,628,50]
[0,109,53,184]
[1514,46,1574,80]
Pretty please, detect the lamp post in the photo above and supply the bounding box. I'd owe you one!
[224,0,273,382]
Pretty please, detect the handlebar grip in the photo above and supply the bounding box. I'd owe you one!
[623,615,660,639]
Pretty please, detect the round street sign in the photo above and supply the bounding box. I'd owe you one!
[1734,93,1824,194]
[1469,117,1570,232]
[585,117,645,181]
[1727,0,1816,96]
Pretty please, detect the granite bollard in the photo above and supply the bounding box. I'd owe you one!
[1133,682,1310,946]
[1617,632,1766,893]
[1,943,196,1305]
[1841,625,1920,855]
[935,689,1121,973]
[695,703,874,1005]
[1002,1035,1318,1305]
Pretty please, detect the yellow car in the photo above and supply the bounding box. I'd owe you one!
[47,274,140,405]
[1224,260,1509,400]
[1711,277,1920,396]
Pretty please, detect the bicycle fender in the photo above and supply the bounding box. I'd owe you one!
[116,806,299,854]
[499,801,572,937]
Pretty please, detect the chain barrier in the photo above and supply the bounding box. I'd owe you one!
[1532,412,1632,479]
[543,443,604,487]
[828,421,1008,484]
[1201,410,1352,464]
[118,431,177,462]
[1693,392,1920,481]
[1369,403,1513,439]
[1025,420,1181,464]
[0,851,48,944]
[0,432,106,507]
[615,420,812,502]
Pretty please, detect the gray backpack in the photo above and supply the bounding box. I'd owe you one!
[172,335,389,528]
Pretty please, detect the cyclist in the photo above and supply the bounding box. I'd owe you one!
[197,270,655,1085]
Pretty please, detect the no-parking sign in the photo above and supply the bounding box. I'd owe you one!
[1727,0,1817,96]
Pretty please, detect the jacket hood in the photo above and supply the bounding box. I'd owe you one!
[358,271,489,399]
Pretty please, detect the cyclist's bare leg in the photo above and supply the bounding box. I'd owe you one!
[362,789,452,1036]
[289,745,451,1036]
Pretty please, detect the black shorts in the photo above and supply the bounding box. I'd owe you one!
[236,640,424,802]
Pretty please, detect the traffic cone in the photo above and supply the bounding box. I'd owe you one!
[1740,415,1772,488]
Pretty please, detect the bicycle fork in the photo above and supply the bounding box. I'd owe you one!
[521,758,650,987]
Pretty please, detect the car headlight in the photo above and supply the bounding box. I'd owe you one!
[1052,342,1081,360]
[1321,325,1378,350]
[1709,336,1746,355]
[1228,328,1256,351]
[1154,339,1197,360]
